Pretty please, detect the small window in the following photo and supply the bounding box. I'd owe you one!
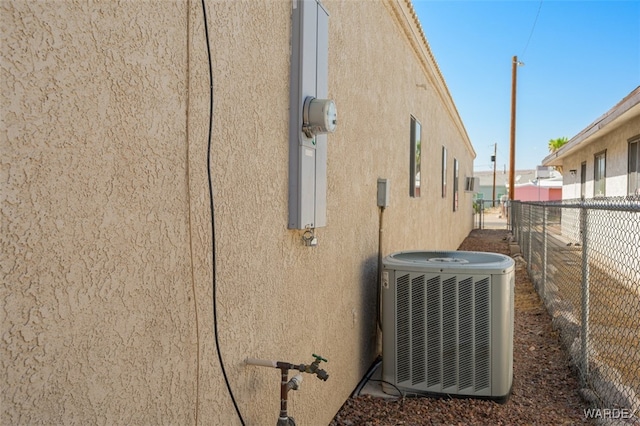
[629,137,639,195]
[594,150,606,197]
[465,177,479,192]
[410,117,421,197]
[441,147,447,198]
[453,158,459,211]
[580,161,587,200]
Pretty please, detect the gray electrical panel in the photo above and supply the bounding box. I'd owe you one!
[288,0,331,230]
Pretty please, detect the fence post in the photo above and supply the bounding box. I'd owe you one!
[516,202,520,240]
[512,202,517,240]
[509,201,513,233]
[527,204,532,275]
[542,205,547,297]
[580,203,590,385]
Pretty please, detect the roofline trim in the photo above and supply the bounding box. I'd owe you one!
[542,86,640,166]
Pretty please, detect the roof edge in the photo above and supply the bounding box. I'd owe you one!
[386,0,476,159]
[542,86,640,166]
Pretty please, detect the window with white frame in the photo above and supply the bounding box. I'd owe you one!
[629,137,639,196]
[594,150,606,197]
[580,162,587,200]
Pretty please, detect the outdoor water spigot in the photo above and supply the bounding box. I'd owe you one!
[309,354,329,381]
[315,368,329,381]
[287,374,303,391]
[312,353,327,363]
[245,355,328,425]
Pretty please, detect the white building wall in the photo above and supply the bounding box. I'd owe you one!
[560,113,640,199]
[553,102,640,295]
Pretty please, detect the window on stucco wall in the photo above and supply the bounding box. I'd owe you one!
[629,137,639,195]
[410,117,421,197]
[441,146,447,198]
[594,150,606,197]
[453,158,459,211]
[580,162,587,199]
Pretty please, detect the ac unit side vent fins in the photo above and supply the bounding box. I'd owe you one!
[459,276,474,390]
[475,277,491,391]
[442,276,457,389]
[394,273,493,393]
[411,275,426,385]
[426,275,441,387]
[397,274,411,383]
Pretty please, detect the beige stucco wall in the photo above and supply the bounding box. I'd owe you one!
[1,0,200,424]
[2,1,475,425]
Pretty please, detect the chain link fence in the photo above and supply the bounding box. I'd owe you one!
[511,197,640,416]
[473,199,508,229]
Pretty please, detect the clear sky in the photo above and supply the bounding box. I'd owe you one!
[412,0,640,172]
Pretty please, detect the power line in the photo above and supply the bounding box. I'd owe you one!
[521,0,543,59]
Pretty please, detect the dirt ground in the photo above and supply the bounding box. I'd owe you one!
[330,229,592,425]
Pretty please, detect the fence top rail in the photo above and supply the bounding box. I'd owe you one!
[513,196,640,212]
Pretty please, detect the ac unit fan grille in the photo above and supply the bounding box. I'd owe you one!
[396,273,491,393]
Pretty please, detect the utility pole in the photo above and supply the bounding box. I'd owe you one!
[509,56,524,200]
[492,143,497,207]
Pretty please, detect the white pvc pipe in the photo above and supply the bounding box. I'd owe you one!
[244,358,277,368]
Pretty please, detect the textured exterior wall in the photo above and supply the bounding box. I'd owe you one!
[2,0,475,425]
[1,1,197,424]
[550,111,640,295]
[560,118,640,198]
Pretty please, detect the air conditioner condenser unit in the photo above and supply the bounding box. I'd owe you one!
[381,250,515,402]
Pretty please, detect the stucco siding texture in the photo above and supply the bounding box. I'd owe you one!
[2,1,196,424]
[561,119,640,197]
[2,0,475,425]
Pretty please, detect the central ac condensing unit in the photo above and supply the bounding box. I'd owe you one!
[381,250,515,402]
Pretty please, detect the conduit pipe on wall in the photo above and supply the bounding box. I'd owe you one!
[377,205,385,332]
[376,178,390,355]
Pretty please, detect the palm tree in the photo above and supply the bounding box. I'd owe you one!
[548,136,569,153]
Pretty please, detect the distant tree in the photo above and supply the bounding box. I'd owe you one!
[548,136,569,153]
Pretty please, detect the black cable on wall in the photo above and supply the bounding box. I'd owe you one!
[201,0,246,424]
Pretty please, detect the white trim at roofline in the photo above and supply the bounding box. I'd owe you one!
[542,86,640,167]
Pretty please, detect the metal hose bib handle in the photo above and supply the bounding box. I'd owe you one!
[245,354,329,426]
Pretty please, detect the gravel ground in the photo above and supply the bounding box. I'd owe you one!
[330,229,593,425]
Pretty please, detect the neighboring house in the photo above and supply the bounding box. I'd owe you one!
[1,1,476,425]
[513,170,563,202]
[473,169,514,202]
[514,180,563,202]
[540,86,640,295]
[542,86,640,199]
[473,169,561,203]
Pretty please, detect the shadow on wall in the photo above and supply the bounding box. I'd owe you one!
[359,255,379,377]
